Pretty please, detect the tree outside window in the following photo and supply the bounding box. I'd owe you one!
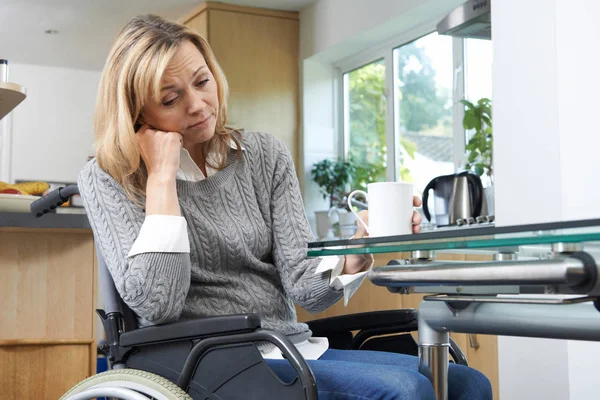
[394,33,454,196]
[344,59,387,191]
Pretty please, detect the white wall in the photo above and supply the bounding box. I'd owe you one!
[6,63,99,183]
[555,0,600,221]
[301,58,337,219]
[493,0,600,398]
[493,0,563,226]
[555,0,600,397]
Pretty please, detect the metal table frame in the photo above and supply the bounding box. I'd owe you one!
[308,218,600,400]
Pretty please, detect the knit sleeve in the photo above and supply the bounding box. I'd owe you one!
[268,138,344,313]
[78,161,191,326]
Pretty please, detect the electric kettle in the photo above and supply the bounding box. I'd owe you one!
[422,171,483,226]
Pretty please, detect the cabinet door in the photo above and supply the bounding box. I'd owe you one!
[208,10,299,164]
[0,231,95,340]
[0,343,92,400]
[185,10,208,39]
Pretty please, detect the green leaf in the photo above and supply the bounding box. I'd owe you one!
[461,97,493,177]
[463,112,477,130]
[475,164,484,176]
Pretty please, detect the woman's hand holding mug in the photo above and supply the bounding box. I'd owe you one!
[342,196,422,275]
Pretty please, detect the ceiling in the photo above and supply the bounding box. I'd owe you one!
[1,0,315,71]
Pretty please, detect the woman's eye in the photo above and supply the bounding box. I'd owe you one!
[196,79,209,87]
[162,97,178,107]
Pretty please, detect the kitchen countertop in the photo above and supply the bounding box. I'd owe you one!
[0,211,90,230]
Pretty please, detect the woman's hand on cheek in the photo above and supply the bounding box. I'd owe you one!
[342,210,374,275]
[136,124,183,180]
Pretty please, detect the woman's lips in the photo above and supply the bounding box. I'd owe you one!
[188,115,212,129]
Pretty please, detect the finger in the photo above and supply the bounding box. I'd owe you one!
[413,225,421,234]
[175,132,184,146]
[135,126,152,146]
[353,224,367,239]
[357,209,369,224]
[353,210,370,238]
[352,225,369,239]
[136,124,153,134]
[413,195,422,207]
[361,254,374,272]
[412,210,422,225]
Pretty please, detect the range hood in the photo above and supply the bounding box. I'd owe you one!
[437,0,491,40]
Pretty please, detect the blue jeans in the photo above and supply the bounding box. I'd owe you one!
[265,349,492,399]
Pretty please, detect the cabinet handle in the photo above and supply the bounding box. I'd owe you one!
[469,334,480,349]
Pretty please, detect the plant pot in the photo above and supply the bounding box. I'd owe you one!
[314,210,332,240]
[481,185,495,217]
[328,207,357,239]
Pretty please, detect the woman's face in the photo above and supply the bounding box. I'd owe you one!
[141,40,219,147]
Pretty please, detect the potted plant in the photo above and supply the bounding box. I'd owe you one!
[460,97,494,214]
[461,98,492,179]
[311,158,356,209]
[310,158,356,239]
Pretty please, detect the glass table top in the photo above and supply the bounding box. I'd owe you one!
[307,218,600,257]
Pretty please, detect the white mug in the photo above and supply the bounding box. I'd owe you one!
[347,182,414,237]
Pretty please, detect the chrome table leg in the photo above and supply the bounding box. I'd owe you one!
[418,307,449,400]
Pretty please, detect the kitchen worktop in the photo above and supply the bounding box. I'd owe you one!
[0,211,90,230]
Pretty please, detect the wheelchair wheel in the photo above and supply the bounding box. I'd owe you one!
[60,369,192,400]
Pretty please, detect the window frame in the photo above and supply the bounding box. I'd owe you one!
[334,22,468,183]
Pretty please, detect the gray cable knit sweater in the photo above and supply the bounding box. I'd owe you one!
[78,131,343,345]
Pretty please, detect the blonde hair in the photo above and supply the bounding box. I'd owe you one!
[94,14,240,206]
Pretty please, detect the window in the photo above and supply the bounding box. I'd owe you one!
[464,38,493,104]
[343,59,387,189]
[393,33,454,196]
[339,30,493,197]
[464,38,493,185]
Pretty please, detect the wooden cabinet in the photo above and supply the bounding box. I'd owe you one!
[296,251,500,400]
[0,227,97,399]
[181,2,300,165]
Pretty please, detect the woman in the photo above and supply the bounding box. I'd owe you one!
[79,14,492,399]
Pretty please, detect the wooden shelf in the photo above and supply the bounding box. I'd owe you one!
[0,81,27,120]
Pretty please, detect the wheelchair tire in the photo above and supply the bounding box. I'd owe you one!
[60,368,192,400]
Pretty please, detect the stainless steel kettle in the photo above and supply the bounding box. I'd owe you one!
[422,171,483,226]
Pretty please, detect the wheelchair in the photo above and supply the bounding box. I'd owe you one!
[32,185,468,400]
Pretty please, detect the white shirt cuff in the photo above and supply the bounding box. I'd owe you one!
[315,255,370,306]
[127,215,190,258]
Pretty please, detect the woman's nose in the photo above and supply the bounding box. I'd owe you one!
[187,91,206,115]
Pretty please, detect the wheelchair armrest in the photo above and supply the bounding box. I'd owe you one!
[307,309,417,335]
[120,314,261,347]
